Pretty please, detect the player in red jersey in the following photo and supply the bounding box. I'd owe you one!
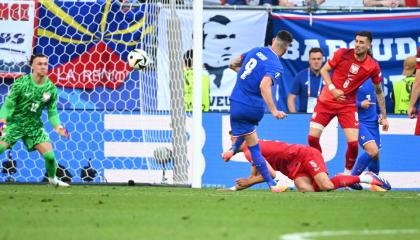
[308,31,389,173]
[408,46,420,135]
[222,136,391,192]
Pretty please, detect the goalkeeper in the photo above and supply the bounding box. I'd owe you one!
[0,54,69,187]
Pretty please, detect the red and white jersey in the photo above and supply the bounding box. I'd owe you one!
[416,47,420,69]
[243,140,306,177]
[319,48,382,105]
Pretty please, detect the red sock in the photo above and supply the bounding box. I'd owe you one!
[308,135,322,153]
[345,141,358,171]
[330,175,360,189]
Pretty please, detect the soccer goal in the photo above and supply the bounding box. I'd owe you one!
[0,0,204,187]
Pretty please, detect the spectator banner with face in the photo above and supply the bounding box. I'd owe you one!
[0,0,36,78]
[271,10,420,113]
[157,10,268,111]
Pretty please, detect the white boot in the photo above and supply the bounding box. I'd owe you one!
[48,177,70,187]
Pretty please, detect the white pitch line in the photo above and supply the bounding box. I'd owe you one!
[280,229,419,240]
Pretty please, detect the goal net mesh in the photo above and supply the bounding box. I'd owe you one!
[0,0,193,185]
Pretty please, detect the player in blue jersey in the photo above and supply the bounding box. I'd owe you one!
[221,30,293,192]
[350,78,387,191]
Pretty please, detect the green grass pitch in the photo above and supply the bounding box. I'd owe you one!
[1,185,420,240]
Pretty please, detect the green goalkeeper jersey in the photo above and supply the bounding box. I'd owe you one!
[0,74,61,129]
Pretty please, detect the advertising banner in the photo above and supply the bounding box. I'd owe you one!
[157,9,268,111]
[0,0,36,78]
[271,10,420,112]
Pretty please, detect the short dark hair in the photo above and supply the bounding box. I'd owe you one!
[183,49,193,68]
[309,47,323,55]
[356,31,372,42]
[276,30,293,44]
[203,15,232,48]
[29,54,47,65]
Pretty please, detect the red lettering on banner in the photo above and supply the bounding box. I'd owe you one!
[0,3,8,20]
[20,4,29,21]
[49,41,130,89]
[0,3,30,21]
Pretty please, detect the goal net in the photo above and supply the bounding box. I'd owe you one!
[0,0,201,186]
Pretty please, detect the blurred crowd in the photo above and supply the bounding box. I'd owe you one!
[204,0,420,7]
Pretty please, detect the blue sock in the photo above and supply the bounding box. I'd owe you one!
[230,136,245,154]
[249,143,276,187]
[351,152,372,176]
[368,160,380,175]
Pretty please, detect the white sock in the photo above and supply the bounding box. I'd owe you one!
[343,168,351,175]
[359,174,372,184]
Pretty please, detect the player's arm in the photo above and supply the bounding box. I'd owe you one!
[0,98,13,125]
[48,88,69,139]
[261,76,287,119]
[372,63,389,131]
[229,55,243,72]
[0,82,20,134]
[287,94,297,113]
[373,82,389,131]
[320,62,345,101]
[234,161,277,190]
[408,70,420,118]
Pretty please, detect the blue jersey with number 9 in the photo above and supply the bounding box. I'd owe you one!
[230,47,284,109]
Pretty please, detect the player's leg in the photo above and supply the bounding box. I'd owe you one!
[34,142,56,179]
[229,101,277,190]
[321,172,390,191]
[243,132,278,189]
[0,123,21,155]
[342,128,359,173]
[366,126,383,191]
[33,142,69,187]
[309,141,390,191]
[339,108,359,173]
[299,148,335,191]
[25,128,69,187]
[294,176,315,192]
[308,101,335,152]
[351,124,379,176]
[222,132,245,161]
[313,171,384,191]
[367,158,380,175]
[0,142,9,155]
[313,172,336,191]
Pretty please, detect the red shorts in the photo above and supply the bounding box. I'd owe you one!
[416,110,420,136]
[289,148,328,180]
[311,99,359,129]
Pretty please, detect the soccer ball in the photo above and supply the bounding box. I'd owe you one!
[128,49,149,70]
[153,146,173,165]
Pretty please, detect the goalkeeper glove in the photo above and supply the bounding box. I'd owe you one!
[55,125,69,139]
[0,119,6,137]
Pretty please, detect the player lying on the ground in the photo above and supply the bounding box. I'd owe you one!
[222,135,391,192]
[0,54,69,187]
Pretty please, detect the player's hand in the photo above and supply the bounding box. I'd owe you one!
[235,178,251,189]
[272,110,287,120]
[408,105,417,119]
[331,89,345,101]
[0,120,5,137]
[55,126,70,139]
[379,117,389,132]
[361,99,374,109]
[221,150,234,162]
